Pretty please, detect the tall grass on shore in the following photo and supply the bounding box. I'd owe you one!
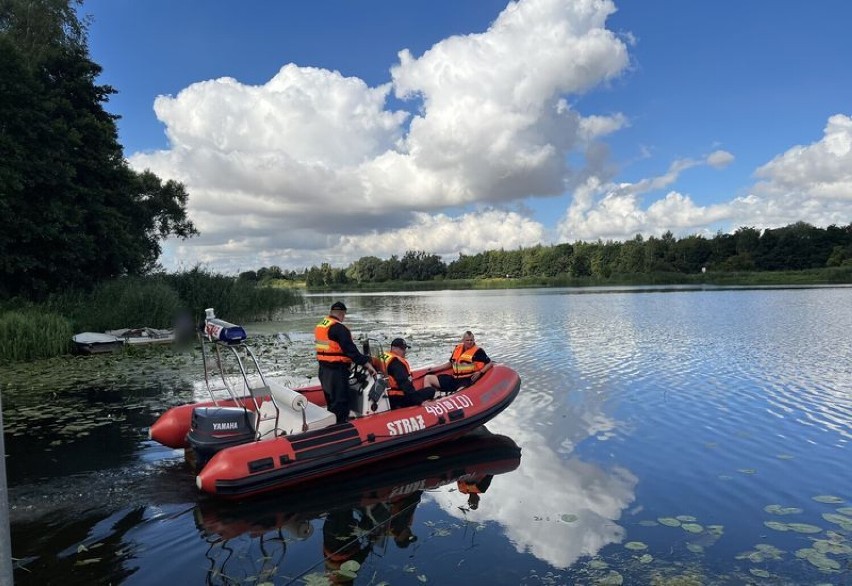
[53,277,182,332]
[0,268,302,363]
[159,267,301,323]
[0,310,73,362]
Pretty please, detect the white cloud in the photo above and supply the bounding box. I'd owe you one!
[133,0,850,274]
[131,0,629,272]
[339,210,547,261]
[558,115,852,242]
[557,151,735,241]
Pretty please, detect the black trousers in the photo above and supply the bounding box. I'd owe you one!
[389,387,436,409]
[319,363,350,423]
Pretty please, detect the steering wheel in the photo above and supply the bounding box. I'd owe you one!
[349,363,369,387]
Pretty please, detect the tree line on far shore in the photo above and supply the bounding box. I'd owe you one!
[239,222,852,287]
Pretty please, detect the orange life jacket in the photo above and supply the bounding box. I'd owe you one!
[315,316,352,364]
[380,352,411,397]
[457,479,484,494]
[451,343,485,377]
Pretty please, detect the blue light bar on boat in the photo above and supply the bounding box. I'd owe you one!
[205,318,247,344]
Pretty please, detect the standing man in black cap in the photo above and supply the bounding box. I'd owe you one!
[315,301,377,423]
[380,338,436,409]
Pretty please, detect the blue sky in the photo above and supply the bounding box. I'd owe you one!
[80,0,852,273]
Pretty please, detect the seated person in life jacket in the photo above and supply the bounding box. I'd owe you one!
[423,330,493,394]
[457,473,494,510]
[381,338,436,409]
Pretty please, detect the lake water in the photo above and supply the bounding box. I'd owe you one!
[3,286,851,585]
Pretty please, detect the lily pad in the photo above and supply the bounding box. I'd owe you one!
[686,544,704,554]
[749,569,771,578]
[560,514,579,523]
[588,559,608,570]
[736,544,785,563]
[764,504,803,515]
[796,549,841,571]
[302,573,331,586]
[764,521,789,532]
[755,544,784,557]
[658,517,681,527]
[822,513,852,525]
[639,554,653,564]
[681,523,703,533]
[837,507,852,516]
[675,515,697,522]
[812,539,852,555]
[340,560,361,573]
[812,495,844,504]
[787,523,822,534]
[598,571,623,585]
[624,541,647,550]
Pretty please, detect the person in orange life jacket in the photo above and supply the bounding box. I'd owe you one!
[316,301,377,423]
[381,338,436,409]
[422,330,492,394]
[388,490,423,549]
[322,506,374,583]
[457,473,494,510]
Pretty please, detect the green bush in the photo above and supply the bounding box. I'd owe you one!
[0,269,302,363]
[161,267,301,323]
[0,310,73,362]
[67,277,182,332]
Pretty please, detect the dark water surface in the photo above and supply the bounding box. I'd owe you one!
[3,286,851,585]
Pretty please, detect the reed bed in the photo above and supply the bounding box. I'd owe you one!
[0,310,73,362]
[1,268,302,363]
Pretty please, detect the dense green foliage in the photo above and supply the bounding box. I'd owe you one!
[0,309,73,361]
[290,222,852,287]
[40,268,302,331]
[304,251,447,286]
[157,267,301,324]
[0,268,302,362]
[0,0,197,299]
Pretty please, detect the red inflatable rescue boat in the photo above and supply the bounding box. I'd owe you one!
[149,309,521,499]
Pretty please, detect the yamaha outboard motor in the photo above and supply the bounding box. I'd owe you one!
[188,406,255,468]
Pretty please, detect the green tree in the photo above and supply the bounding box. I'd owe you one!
[0,0,196,298]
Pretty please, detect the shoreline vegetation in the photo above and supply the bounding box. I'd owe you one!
[295,265,852,292]
[0,269,300,364]
[2,265,849,365]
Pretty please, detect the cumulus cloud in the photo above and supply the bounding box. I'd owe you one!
[131,0,629,272]
[557,151,734,241]
[339,210,547,261]
[559,113,852,243]
[722,113,852,228]
[131,0,850,273]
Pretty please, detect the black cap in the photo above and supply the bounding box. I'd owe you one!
[391,338,410,349]
[330,301,347,312]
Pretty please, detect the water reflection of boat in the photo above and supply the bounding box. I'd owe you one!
[149,310,521,498]
[194,428,521,583]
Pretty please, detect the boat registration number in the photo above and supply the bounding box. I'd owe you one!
[424,394,474,417]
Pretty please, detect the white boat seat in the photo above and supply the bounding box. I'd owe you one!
[255,379,336,438]
[349,376,391,418]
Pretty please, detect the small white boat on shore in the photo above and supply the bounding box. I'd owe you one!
[72,327,175,354]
